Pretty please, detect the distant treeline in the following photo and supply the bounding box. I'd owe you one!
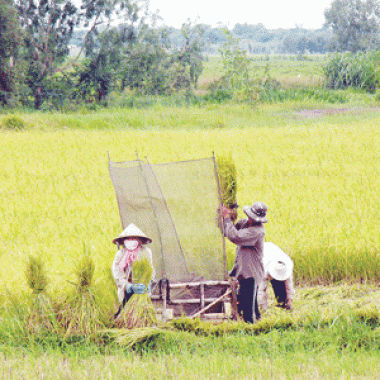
[70,23,333,55]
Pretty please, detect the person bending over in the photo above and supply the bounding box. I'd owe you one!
[258,242,295,311]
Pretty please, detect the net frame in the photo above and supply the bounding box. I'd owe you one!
[108,153,227,283]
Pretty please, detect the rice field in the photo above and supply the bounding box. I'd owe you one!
[1,103,380,299]
[1,84,380,378]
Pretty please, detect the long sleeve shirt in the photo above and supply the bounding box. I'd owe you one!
[112,246,155,303]
[223,217,265,283]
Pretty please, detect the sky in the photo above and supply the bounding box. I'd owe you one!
[148,0,334,29]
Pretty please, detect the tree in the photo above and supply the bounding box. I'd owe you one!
[177,20,205,90]
[15,0,80,108]
[324,0,380,52]
[0,0,23,106]
[207,30,259,104]
[14,0,144,109]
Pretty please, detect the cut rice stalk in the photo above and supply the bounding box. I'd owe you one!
[24,255,61,335]
[115,258,157,329]
[60,252,104,339]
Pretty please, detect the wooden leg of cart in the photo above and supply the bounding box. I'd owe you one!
[230,279,239,320]
[200,282,205,320]
[162,280,167,322]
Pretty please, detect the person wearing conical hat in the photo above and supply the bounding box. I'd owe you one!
[111,223,155,319]
[221,201,267,323]
[257,242,295,312]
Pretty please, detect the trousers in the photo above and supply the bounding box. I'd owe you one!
[238,277,261,323]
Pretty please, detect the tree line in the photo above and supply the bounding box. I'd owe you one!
[1,0,380,109]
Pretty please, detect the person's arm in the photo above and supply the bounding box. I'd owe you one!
[112,250,127,287]
[284,273,295,308]
[223,218,263,246]
[112,250,145,294]
[258,274,270,312]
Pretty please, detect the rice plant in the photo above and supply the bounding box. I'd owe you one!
[105,326,165,348]
[115,258,157,329]
[59,250,105,340]
[24,255,61,336]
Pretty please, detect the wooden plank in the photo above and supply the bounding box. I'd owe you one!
[190,289,232,318]
[152,297,230,305]
[202,313,227,319]
[169,280,230,289]
[162,281,167,322]
[200,282,205,317]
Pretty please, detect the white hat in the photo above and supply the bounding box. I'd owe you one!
[267,255,293,281]
[112,223,152,245]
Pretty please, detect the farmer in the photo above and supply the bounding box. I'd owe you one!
[221,201,267,323]
[112,223,155,319]
[258,242,295,311]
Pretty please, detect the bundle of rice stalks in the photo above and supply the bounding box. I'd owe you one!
[59,253,104,340]
[217,153,238,223]
[115,258,157,329]
[217,153,237,207]
[24,255,61,336]
[104,327,165,348]
[25,254,48,294]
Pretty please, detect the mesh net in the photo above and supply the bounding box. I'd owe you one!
[109,157,226,282]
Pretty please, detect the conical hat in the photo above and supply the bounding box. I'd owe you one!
[112,223,152,245]
[266,254,293,281]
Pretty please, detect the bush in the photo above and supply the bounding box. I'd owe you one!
[323,52,380,93]
[2,115,26,130]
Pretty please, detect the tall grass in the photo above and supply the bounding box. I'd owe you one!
[323,51,380,92]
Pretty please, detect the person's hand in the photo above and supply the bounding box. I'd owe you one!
[221,205,232,219]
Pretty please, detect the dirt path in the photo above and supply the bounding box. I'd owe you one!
[295,107,380,118]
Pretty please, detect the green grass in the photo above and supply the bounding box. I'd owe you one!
[201,54,327,89]
[1,97,380,377]
[1,284,380,379]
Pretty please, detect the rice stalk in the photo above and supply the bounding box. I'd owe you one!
[216,153,237,207]
[104,327,165,348]
[25,293,61,336]
[25,255,48,294]
[59,251,104,340]
[24,255,61,336]
[115,258,157,329]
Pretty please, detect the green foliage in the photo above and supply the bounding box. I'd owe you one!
[324,0,380,52]
[0,0,23,107]
[216,30,259,104]
[1,115,26,130]
[178,20,205,90]
[16,0,80,109]
[119,26,177,96]
[323,51,380,92]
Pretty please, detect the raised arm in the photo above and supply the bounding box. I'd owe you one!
[223,218,263,246]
